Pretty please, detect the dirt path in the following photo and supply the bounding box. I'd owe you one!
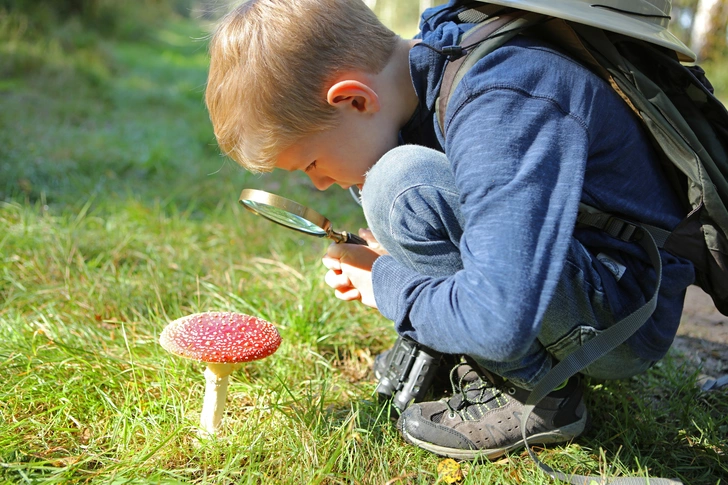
[672,285,728,382]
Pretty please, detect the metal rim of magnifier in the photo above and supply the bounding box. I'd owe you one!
[238,188,333,236]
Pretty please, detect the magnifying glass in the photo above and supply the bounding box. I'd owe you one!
[239,188,367,245]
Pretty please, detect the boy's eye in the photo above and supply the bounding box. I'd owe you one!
[304,161,317,173]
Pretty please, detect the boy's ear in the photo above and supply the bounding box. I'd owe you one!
[326,80,380,114]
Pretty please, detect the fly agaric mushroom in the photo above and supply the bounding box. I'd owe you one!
[159,311,281,435]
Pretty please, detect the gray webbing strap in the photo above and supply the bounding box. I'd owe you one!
[576,204,672,248]
[519,225,683,484]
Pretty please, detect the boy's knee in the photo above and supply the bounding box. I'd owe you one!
[362,145,459,243]
[363,145,448,204]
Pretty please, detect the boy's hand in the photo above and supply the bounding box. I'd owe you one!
[358,228,389,256]
[322,242,380,309]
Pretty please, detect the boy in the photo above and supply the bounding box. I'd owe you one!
[205,0,696,460]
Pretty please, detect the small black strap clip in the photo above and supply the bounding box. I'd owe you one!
[441,45,465,60]
[604,217,641,242]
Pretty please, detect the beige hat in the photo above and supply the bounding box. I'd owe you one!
[479,0,695,61]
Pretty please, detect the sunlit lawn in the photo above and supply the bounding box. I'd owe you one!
[1,12,727,485]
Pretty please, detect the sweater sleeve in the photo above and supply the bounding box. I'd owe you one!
[372,86,591,362]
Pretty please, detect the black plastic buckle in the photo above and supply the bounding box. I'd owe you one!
[605,216,641,242]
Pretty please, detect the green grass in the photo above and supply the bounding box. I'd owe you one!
[1,8,727,485]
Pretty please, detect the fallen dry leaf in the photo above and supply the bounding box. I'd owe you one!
[437,458,464,484]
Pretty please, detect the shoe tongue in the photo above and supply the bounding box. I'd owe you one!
[447,379,499,420]
[448,365,491,406]
[456,363,503,387]
[448,363,512,415]
[462,375,491,402]
[470,364,505,383]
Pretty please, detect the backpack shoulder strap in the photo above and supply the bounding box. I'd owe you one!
[436,10,545,135]
[577,203,672,248]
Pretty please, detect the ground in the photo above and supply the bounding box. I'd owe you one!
[673,285,728,385]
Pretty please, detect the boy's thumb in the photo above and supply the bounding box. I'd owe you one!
[328,241,360,259]
[326,242,346,259]
[326,242,377,269]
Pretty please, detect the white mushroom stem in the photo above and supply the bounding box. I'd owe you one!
[199,362,240,435]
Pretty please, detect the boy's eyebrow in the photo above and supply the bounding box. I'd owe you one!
[272,153,301,173]
[271,160,294,172]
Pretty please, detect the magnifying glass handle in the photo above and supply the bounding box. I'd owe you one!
[341,232,368,245]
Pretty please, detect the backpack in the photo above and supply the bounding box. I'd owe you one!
[436,4,728,317]
[434,4,728,484]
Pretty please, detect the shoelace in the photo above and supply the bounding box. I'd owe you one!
[445,363,505,418]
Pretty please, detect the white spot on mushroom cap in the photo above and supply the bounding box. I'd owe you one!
[159,312,281,363]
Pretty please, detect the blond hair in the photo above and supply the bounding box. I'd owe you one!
[205,0,399,172]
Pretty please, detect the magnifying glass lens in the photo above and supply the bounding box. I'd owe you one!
[242,200,327,236]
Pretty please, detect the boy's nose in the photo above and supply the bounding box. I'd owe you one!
[309,174,334,191]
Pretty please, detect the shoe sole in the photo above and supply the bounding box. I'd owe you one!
[400,412,588,461]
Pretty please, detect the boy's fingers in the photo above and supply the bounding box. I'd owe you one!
[357,228,389,256]
[334,288,361,301]
[358,228,380,247]
[322,255,342,271]
[326,242,380,269]
[324,269,351,290]
[358,227,375,241]
[325,242,346,259]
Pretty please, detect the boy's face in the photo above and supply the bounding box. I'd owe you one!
[274,110,399,191]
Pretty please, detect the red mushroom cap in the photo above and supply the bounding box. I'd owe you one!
[159,312,282,363]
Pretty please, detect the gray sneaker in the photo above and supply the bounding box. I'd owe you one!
[397,362,588,460]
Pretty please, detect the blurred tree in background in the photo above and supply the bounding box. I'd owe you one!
[0,0,197,39]
[672,0,728,60]
[0,0,204,85]
[2,0,726,59]
[689,0,728,60]
[364,0,446,36]
[1,0,727,93]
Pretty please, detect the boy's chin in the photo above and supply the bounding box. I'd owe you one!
[337,183,364,191]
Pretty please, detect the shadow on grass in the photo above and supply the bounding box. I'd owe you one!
[580,357,728,485]
[342,349,728,484]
